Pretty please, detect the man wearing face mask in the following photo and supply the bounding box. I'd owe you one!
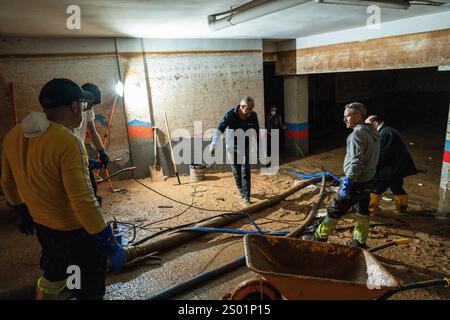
[72,83,109,205]
[1,78,125,299]
[311,102,380,248]
[209,96,260,205]
[266,106,286,159]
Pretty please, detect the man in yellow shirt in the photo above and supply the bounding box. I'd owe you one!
[1,78,125,300]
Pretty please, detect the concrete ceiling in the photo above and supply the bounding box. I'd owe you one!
[0,0,449,39]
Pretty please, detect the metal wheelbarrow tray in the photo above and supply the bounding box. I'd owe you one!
[244,234,401,300]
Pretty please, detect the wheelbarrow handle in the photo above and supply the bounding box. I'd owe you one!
[378,278,449,300]
[368,238,411,253]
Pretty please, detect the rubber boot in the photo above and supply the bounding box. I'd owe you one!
[314,215,339,241]
[352,213,370,246]
[368,193,380,216]
[35,277,66,300]
[394,194,408,213]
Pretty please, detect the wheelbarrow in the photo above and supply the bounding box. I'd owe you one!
[228,234,449,300]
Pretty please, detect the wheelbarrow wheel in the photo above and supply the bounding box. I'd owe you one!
[230,278,282,300]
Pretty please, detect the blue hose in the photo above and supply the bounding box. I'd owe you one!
[287,170,341,184]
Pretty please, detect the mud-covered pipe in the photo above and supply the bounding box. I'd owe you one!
[287,173,326,238]
[146,176,329,300]
[126,176,325,262]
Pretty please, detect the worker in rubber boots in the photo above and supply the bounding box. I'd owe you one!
[365,115,416,215]
[1,78,126,300]
[313,102,380,248]
[209,96,260,206]
[72,82,110,206]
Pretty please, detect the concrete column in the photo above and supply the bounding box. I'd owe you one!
[284,75,309,156]
[438,105,450,219]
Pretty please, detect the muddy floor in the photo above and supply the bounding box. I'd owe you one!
[0,123,449,300]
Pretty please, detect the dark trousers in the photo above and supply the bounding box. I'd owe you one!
[373,176,406,195]
[89,168,102,206]
[89,169,98,196]
[328,181,373,219]
[34,223,107,300]
[230,151,251,199]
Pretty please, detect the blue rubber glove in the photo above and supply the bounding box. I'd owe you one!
[338,176,352,199]
[12,203,35,235]
[92,225,126,272]
[98,149,110,167]
[88,158,103,170]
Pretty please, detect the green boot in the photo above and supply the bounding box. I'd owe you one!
[35,276,66,300]
[315,215,339,241]
[352,213,370,246]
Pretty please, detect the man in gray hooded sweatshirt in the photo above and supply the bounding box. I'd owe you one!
[314,102,380,248]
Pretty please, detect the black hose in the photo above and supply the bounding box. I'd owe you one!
[147,256,246,300]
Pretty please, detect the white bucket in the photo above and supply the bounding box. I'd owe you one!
[189,164,206,182]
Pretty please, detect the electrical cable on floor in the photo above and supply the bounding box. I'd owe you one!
[106,159,336,245]
[108,161,235,213]
[140,185,207,229]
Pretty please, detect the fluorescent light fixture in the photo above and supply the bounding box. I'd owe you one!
[208,0,310,31]
[314,0,411,9]
[115,80,124,97]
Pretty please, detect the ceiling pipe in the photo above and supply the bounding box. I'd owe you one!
[314,0,411,9]
[208,0,311,31]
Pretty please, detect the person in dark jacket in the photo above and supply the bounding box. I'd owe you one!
[266,106,286,157]
[366,115,417,214]
[209,96,260,205]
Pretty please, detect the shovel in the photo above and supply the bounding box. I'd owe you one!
[150,127,165,182]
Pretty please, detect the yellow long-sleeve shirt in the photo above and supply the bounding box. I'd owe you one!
[1,121,106,234]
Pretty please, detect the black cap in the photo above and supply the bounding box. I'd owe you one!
[81,83,102,104]
[39,78,95,109]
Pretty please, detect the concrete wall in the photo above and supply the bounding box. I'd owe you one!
[0,38,130,167]
[0,37,264,177]
[141,39,264,138]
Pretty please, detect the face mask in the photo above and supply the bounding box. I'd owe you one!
[75,107,84,129]
[271,111,276,116]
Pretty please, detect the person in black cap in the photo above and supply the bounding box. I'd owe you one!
[73,83,110,205]
[1,78,125,299]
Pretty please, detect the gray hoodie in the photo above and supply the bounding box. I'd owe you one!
[343,123,380,183]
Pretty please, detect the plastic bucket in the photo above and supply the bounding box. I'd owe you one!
[189,164,206,182]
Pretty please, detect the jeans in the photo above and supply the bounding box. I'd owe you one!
[230,150,251,199]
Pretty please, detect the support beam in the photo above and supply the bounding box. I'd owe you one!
[275,29,450,75]
[284,76,309,157]
[438,105,450,219]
